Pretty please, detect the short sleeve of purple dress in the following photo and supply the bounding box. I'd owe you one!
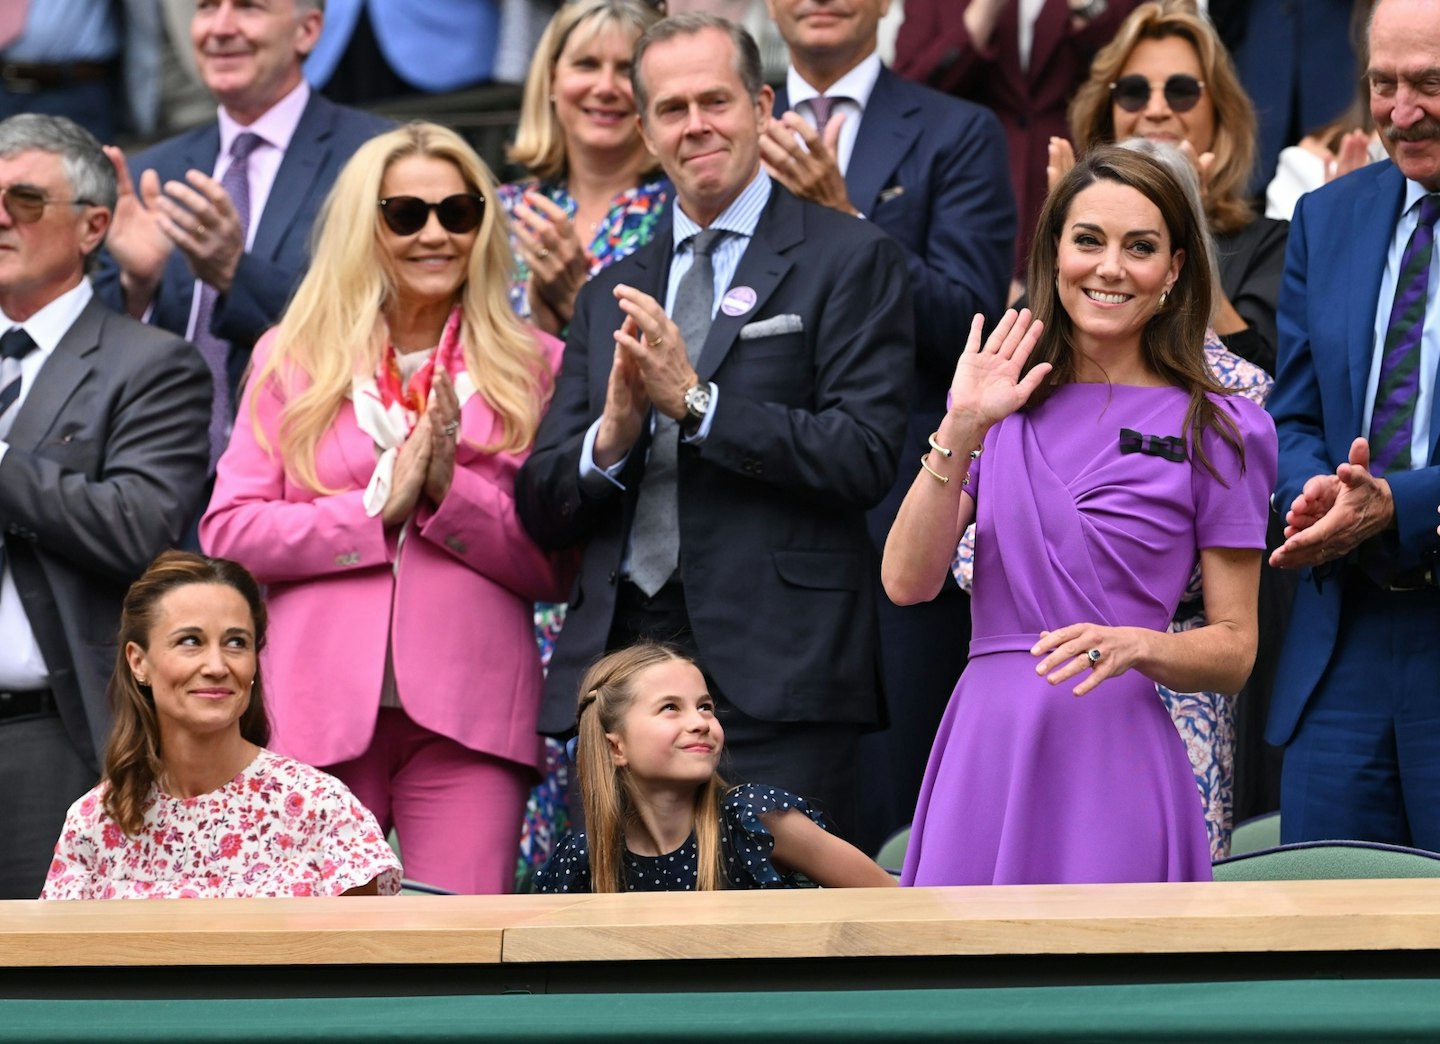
[903,385,1277,886]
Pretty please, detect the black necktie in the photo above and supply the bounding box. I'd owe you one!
[0,326,37,421]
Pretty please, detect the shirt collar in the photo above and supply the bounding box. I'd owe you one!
[217,79,310,157]
[0,278,93,359]
[672,169,772,250]
[785,52,882,113]
[1403,177,1440,217]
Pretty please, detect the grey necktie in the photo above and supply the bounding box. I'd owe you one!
[0,326,37,579]
[626,228,724,596]
[192,131,263,468]
[808,95,837,138]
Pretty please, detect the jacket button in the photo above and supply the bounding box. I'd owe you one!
[607,570,617,584]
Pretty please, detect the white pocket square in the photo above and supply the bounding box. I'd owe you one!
[739,314,804,339]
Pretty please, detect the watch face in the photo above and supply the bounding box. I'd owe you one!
[685,385,711,416]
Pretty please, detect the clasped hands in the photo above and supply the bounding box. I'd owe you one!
[380,370,463,527]
[103,146,247,306]
[1270,436,1394,569]
[594,285,699,468]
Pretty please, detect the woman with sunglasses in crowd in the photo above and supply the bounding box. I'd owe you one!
[200,122,573,895]
[1053,0,1287,374]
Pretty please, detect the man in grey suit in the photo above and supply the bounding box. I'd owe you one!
[0,114,211,897]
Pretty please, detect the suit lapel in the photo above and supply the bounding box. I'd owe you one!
[846,68,919,215]
[1348,166,1406,429]
[6,297,105,450]
[1026,0,1067,84]
[696,188,799,381]
[251,94,333,262]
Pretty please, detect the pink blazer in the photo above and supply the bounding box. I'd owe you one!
[200,329,573,771]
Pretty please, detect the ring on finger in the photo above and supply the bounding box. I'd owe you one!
[650,334,664,349]
[441,420,459,437]
[1086,648,1102,665]
[537,247,550,260]
[194,223,206,236]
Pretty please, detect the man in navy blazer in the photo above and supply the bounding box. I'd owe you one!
[763,0,1015,849]
[516,15,912,839]
[92,0,389,449]
[1266,0,1440,848]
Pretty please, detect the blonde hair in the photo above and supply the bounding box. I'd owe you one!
[508,0,662,182]
[254,122,553,492]
[1067,0,1258,235]
[573,643,727,893]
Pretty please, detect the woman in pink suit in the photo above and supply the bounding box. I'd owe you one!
[201,122,572,894]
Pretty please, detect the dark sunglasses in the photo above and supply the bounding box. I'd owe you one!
[0,184,93,224]
[377,193,485,236]
[1109,74,1206,114]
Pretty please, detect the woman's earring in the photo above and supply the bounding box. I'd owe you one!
[135,676,149,687]
[1158,289,1169,309]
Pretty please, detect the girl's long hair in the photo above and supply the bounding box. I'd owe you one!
[1025,145,1244,480]
[104,552,270,836]
[252,121,553,493]
[573,643,726,892]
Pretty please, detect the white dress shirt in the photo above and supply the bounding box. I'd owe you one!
[784,53,882,176]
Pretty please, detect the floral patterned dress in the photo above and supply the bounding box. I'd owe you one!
[497,175,671,888]
[41,749,402,899]
[949,334,1273,861]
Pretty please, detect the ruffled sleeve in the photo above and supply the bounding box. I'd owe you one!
[534,832,593,893]
[721,783,831,889]
[275,754,402,896]
[39,785,108,900]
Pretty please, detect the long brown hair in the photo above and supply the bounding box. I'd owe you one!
[103,551,270,836]
[572,643,727,892]
[1025,145,1244,479]
[1067,0,1257,235]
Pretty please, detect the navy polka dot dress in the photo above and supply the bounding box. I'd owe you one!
[533,784,829,892]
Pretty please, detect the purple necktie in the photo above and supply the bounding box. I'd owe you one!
[1370,192,1440,475]
[808,95,837,139]
[192,131,263,468]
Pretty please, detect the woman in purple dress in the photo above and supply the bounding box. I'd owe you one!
[882,145,1277,886]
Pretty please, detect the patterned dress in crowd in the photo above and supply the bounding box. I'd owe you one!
[42,749,402,899]
[497,175,671,887]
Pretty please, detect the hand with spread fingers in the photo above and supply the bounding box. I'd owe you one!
[759,111,858,216]
[612,283,697,420]
[514,191,594,334]
[1031,625,1149,697]
[1270,436,1395,570]
[149,169,248,293]
[947,308,1051,429]
[424,370,462,505]
[102,147,175,314]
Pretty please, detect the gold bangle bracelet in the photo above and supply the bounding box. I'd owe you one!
[920,452,950,485]
[927,431,953,458]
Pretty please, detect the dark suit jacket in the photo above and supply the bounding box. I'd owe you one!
[0,295,212,769]
[777,65,1013,540]
[516,183,914,733]
[893,0,1140,273]
[1265,161,1440,746]
[93,92,392,403]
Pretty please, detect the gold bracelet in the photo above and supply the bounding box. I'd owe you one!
[927,431,953,458]
[920,452,950,485]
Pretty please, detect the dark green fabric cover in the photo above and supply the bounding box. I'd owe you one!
[2,980,1437,1042]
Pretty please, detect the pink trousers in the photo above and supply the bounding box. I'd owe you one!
[327,708,531,894]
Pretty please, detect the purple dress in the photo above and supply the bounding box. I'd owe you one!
[902,384,1276,886]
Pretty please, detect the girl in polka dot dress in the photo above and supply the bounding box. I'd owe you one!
[534,643,897,892]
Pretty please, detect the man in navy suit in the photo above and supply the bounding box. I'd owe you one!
[516,14,913,839]
[763,0,1016,850]
[92,0,389,466]
[1267,0,1440,848]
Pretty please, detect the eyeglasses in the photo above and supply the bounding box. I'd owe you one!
[1108,74,1206,114]
[0,184,94,224]
[377,193,485,236]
